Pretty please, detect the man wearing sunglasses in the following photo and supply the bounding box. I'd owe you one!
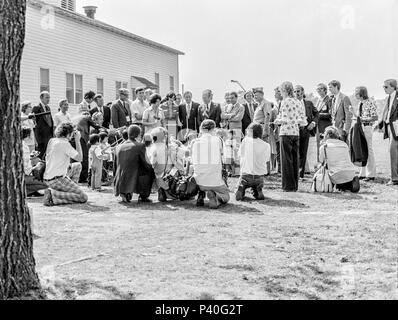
[378,79,398,186]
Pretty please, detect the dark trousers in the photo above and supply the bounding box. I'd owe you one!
[281,135,299,192]
[274,140,281,173]
[36,138,51,160]
[238,174,264,194]
[79,138,89,183]
[299,129,310,178]
[25,175,47,196]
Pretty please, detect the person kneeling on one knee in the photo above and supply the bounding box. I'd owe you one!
[43,123,88,206]
[192,120,230,209]
[236,123,270,201]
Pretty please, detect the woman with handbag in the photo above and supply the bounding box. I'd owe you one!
[318,126,360,193]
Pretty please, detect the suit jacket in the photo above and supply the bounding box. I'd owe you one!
[32,103,54,144]
[332,93,353,133]
[111,100,132,129]
[74,114,101,143]
[301,99,319,136]
[113,140,154,196]
[379,92,398,141]
[198,102,222,128]
[90,105,111,129]
[221,103,245,130]
[179,102,200,132]
[242,102,258,134]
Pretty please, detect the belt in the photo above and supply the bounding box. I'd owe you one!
[44,175,64,182]
[362,122,374,127]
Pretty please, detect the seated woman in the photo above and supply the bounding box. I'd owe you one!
[319,126,360,193]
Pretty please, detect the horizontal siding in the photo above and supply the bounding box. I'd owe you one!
[21,4,180,117]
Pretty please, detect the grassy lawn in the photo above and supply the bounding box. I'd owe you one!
[28,133,398,300]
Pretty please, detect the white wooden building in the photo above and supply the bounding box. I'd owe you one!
[21,0,184,115]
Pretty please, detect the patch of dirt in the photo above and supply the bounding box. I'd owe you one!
[28,134,398,300]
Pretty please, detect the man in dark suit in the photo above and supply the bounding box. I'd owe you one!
[111,88,132,129]
[32,91,54,159]
[241,90,258,136]
[73,111,101,183]
[90,94,111,129]
[378,79,398,185]
[198,89,222,128]
[179,91,200,134]
[294,85,319,179]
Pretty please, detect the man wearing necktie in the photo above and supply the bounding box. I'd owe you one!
[179,91,200,134]
[32,91,54,159]
[242,91,258,136]
[378,79,398,185]
[111,88,132,129]
[199,89,221,128]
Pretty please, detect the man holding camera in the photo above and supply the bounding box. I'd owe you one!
[42,123,88,206]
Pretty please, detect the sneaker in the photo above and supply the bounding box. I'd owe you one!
[43,189,53,207]
[207,191,219,209]
[235,187,245,201]
[158,188,167,202]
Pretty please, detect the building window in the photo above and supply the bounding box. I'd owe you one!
[66,73,83,104]
[155,73,160,93]
[66,73,74,103]
[169,76,174,92]
[40,68,50,93]
[75,74,83,104]
[97,78,104,96]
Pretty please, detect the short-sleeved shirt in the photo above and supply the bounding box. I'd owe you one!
[44,138,78,180]
[142,106,165,134]
[239,137,271,176]
[130,99,149,123]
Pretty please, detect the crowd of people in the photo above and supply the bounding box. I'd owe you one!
[20,78,398,209]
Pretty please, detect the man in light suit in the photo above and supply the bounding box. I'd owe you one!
[178,91,200,133]
[328,80,353,143]
[221,91,245,130]
[111,88,132,129]
[198,89,222,128]
[378,79,398,185]
[294,85,319,179]
[32,91,54,159]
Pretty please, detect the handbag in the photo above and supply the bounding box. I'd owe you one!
[311,144,334,193]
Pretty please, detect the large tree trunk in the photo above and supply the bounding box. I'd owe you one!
[0,0,41,299]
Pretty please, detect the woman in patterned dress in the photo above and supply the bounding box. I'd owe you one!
[274,82,308,192]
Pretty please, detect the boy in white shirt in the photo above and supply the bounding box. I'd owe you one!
[236,123,270,201]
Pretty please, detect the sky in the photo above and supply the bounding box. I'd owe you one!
[76,0,398,102]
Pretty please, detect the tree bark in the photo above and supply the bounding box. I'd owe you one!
[0,0,41,299]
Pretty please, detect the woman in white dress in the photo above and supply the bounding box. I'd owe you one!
[21,101,36,152]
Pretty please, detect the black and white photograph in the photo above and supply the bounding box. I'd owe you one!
[0,0,397,306]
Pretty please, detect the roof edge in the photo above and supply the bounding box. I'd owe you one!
[27,0,185,56]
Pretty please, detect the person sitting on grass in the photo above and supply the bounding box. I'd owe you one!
[192,120,230,209]
[236,123,270,201]
[319,126,360,193]
[43,123,88,206]
[22,127,47,198]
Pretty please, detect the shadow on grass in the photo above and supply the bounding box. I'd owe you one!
[63,203,111,213]
[46,278,136,300]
